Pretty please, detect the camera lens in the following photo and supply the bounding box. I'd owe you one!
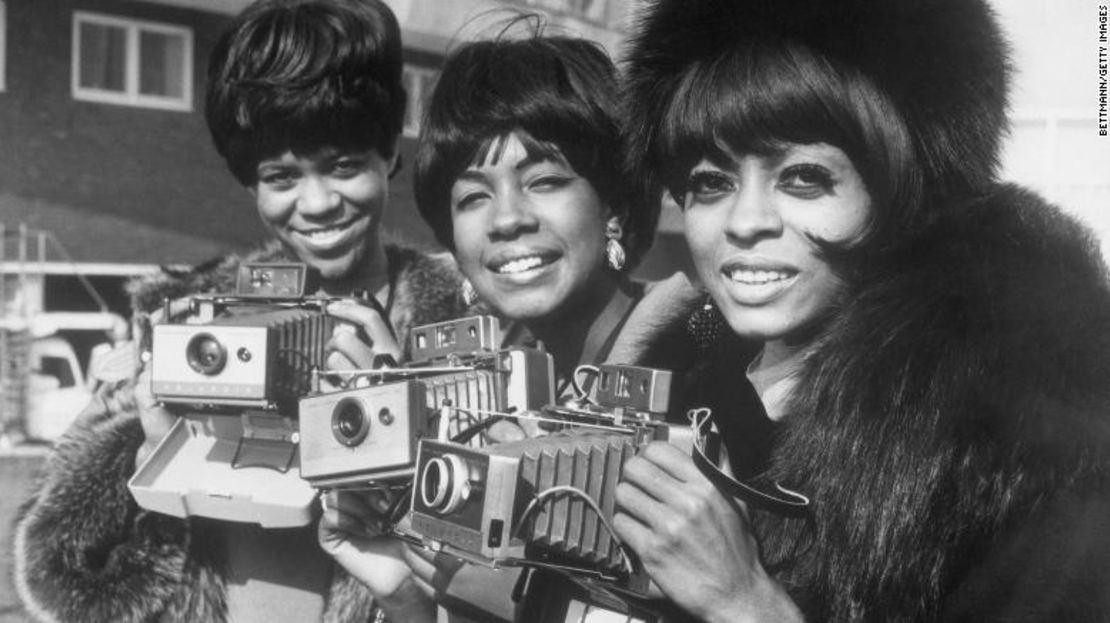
[331,397,370,447]
[420,454,469,514]
[186,333,227,376]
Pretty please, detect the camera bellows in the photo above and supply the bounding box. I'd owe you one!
[516,434,635,574]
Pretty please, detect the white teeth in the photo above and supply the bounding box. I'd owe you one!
[303,225,343,239]
[496,256,545,274]
[727,269,792,284]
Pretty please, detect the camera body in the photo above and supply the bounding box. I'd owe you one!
[410,364,688,591]
[298,316,555,488]
[150,263,334,409]
[131,263,333,528]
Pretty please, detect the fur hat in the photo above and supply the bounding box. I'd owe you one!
[623,0,1011,211]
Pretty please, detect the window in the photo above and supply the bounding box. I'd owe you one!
[402,63,439,137]
[71,12,193,111]
[36,356,76,388]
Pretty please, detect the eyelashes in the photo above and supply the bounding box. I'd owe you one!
[781,164,834,188]
[683,163,837,205]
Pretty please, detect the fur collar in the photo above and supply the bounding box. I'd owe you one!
[758,184,1110,620]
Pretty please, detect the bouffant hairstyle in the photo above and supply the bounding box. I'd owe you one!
[205,0,406,186]
[415,32,652,266]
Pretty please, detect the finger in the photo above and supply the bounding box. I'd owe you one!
[402,544,439,585]
[326,332,372,371]
[133,367,156,410]
[637,441,705,483]
[138,403,177,447]
[323,490,380,517]
[321,504,377,537]
[485,419,527,444]
[614,479,669,527]
[363,489,396,516]
[327,300,402,360]
[611,510,652,556]
[317,526,417,596]
[621,454,684,504]
[403,548,466,596]
[320,492,383,537]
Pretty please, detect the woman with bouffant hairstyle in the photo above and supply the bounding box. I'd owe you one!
[613,0,1110,621]
[14,1,470,621]
[321,24,703,623]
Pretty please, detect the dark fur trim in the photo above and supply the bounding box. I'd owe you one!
[759,185,1110,620]
[623,0,1011,207]
[14,413,225,623]
[323,568,378,623]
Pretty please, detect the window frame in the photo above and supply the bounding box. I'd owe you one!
[71,11,194,111]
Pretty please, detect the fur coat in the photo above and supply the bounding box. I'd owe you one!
[732,185,1110,622]
[13,241,470,623]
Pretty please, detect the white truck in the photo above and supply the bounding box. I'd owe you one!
[1,311,128,444]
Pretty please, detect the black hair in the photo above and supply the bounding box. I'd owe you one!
[414,31,651,265]
[205,0,406,186]
[650,41,920,264]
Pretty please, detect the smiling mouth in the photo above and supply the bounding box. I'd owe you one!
[489,252,559,275]
[294,216,365,246]
[724,267,797,285]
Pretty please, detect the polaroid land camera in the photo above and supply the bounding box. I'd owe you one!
[410,363,694,595]
[129,263,335,528]
[298,315,555,488]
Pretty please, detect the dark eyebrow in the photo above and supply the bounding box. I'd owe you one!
[515,153,560,172]
[455,169,488,184]
[257,160,293,170]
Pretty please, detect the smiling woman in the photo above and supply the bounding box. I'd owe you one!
[448,132,615,327]
[613,0,1110,621]
[681,144,871,364]
[12,1,471,622]
[319,27,707,623]
[411,32,697,386]
[252,147,393,290]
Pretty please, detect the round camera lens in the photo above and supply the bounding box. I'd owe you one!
[332,398,369,446]
[186,333,227,376]
[420,454,469,514]
[421,459,449,509]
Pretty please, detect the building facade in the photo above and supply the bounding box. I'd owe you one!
[0,0,634,439]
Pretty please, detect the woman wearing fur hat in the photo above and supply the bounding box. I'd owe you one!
[614,0,1110,621]
[13,1,470,621]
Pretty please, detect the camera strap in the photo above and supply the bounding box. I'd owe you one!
[687,407,810,517]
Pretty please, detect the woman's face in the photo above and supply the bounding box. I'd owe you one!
[450,132,613,323]
[251,146,391,282]
[682,142,871,345]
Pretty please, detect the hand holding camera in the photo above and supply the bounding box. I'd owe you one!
[317,490,437,623]
[323,298,402,388]
[613,441,788,621]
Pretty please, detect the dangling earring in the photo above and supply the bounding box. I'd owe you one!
[605,221,626,271]
[686,294,726,352]
[460,278,479,306]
